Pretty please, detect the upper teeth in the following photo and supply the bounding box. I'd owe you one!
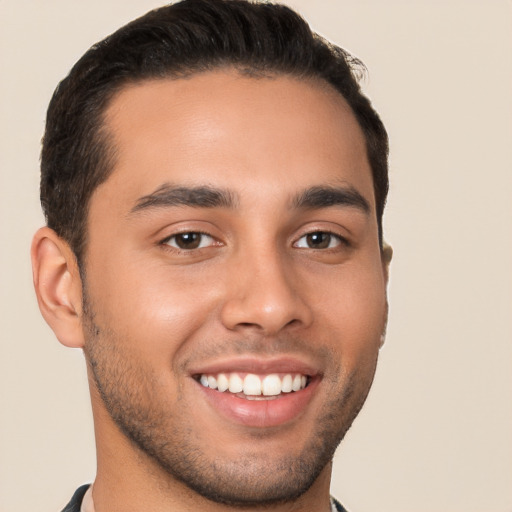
[199,373,308,396]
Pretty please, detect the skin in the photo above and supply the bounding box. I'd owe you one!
[32,70,389,512]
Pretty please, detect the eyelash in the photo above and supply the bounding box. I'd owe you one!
[294,230,350,250]
[159,229,349,253]
[160,231,217,251]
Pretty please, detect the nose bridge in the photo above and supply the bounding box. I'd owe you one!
[220,241,312,334]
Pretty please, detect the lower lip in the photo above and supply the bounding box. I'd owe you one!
[196,379,319,428]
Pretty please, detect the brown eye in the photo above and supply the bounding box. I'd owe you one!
[164,232,214,250]
[295,231,342,249]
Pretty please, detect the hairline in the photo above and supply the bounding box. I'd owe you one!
[76,66,382,269]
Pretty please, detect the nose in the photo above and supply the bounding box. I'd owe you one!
[220,250,313,335]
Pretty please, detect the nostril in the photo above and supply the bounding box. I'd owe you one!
[219,276,313,334]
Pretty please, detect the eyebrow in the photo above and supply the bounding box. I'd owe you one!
[130,184,237,214]
[129,183,370,216]
[292,185,370,214]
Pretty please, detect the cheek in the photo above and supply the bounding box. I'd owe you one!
[85,252,223,355]
[310,262,386,358]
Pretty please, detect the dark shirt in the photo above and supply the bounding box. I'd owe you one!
[61,485,89,512]
[61,484,349,512]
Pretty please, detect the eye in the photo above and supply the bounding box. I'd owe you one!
[294,231,344,249]
[163,232,215,250]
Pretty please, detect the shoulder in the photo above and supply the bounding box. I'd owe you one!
[60,484,90,512]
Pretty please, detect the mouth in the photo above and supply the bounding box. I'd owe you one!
[190,359,320,428]
[196,372,310,400]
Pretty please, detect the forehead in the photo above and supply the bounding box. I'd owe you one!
[98,70,373,209]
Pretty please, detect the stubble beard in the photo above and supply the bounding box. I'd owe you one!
[82,297,377,508]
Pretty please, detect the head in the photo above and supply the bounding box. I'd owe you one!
[40,0,388,266]
[33,0,390,509]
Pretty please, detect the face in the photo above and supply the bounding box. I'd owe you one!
[82,70,388,506]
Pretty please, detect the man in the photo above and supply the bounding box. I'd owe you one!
[31,0,391,510]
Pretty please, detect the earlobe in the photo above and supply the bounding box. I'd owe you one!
[380,242,392,349]
[31,227,85,348]
[381,241,393,282]
[379,304,389,349]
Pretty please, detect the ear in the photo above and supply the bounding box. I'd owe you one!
[381,241,393,283]
[31,227,85,348]
[380,241,393,348]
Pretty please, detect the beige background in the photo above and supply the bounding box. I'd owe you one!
[1,1,511,511]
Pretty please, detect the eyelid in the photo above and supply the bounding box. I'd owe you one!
[292,229,350,249]
[159,230,220,251]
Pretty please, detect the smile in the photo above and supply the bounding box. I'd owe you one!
[191,358,320,427]
[198,372,309,399]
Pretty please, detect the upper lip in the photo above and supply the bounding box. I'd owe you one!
[188,355,321,378]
